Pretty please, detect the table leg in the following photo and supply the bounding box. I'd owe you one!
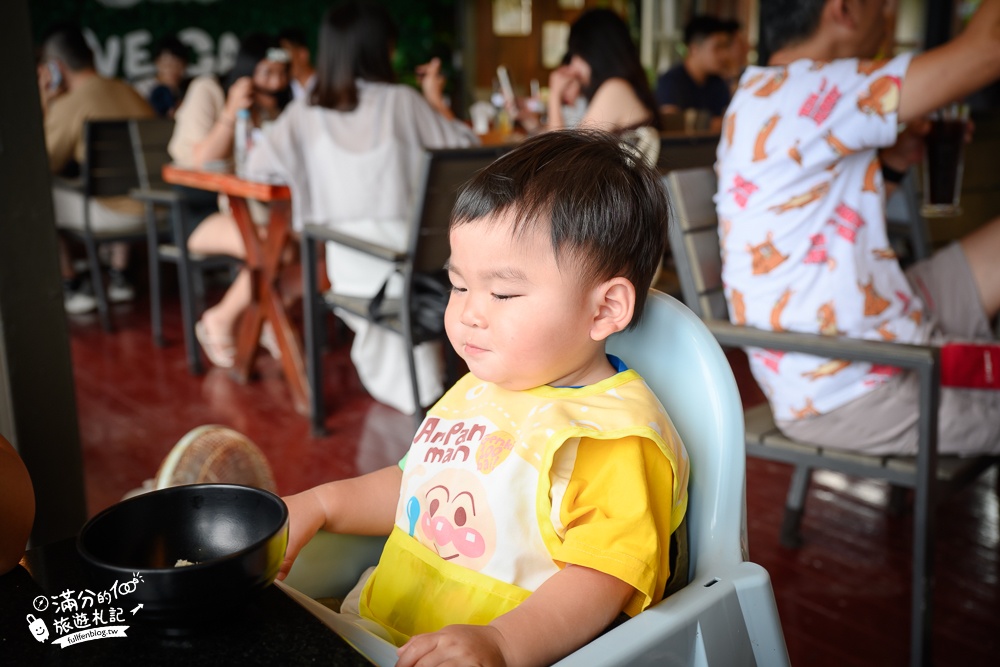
[228,197,310,414]
[229,196,263,383]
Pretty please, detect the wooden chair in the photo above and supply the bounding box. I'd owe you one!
[664,166,999,667]
[54,120,152,332]
[128,118,241,375]
[301,145,511,435]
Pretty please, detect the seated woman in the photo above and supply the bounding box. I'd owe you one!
[167,34,292,368]
[523,9,660,165]
[132,35,191,118]
[245,1,477,415]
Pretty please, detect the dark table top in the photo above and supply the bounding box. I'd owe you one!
[0,538,372,666]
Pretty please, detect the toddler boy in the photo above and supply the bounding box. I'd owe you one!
[280,129,689,667]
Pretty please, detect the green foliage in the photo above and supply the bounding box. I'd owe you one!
[31,0,456,82]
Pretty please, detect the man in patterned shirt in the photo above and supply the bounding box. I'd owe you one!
[716,0,1000,455]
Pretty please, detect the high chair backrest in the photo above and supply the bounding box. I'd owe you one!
[605,289,747,578]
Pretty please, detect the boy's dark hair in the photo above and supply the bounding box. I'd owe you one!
[683,15,730,46]
[155,35,190,63]
[42,23,94,72]
[760,0,825,54]
[451,130,669,329]
[312,1,398,111]
[565,8,660,129]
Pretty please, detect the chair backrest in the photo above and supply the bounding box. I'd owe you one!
[128,117,176,191]
[656,133,720,175]
[406,145,513,276]
[83,120,141,198]
[664,167,728,320]
[606,290,747,576]
[666,166,933,318]
[885,171,932,264]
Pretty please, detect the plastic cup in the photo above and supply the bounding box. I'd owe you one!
[921,103,969,218]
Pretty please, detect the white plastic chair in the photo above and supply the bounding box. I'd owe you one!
[281,290,789,666]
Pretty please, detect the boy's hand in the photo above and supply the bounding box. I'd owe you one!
[276,488,327,580]
[396,624,509,667]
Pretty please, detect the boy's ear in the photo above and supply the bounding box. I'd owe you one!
[590,278,636,342]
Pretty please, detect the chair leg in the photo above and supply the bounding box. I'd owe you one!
[302,235,327,436]
[173,203,203,375]
[910,466,936,667]
[780,464,811,549]
[192,268,207,315]
[403,328,425,431]
[145,204,165,347]
[887,485,910,516]
[83,235,113,333]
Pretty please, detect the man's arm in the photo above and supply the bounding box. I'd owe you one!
[899,0,1000,123]
[396,564,633,667]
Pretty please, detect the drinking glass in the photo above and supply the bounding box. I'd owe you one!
[921,103,969,218]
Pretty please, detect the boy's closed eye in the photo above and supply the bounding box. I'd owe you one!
[447,264,523,301]
[448,284,518,301]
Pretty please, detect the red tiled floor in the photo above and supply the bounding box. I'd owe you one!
[68,288,1000,666]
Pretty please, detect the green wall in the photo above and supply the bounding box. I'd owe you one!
[29,0,458,85]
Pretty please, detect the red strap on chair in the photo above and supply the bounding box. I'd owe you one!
[940,343,1000,389]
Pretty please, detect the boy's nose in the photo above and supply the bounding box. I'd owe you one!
[460,297,486,328]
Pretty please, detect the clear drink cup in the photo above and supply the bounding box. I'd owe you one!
[921,103,969,218]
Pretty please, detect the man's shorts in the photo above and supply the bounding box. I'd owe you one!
[778,242,1000,456]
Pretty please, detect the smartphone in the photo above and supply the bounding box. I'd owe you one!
[496,65,515,107]
[46,61,62,91]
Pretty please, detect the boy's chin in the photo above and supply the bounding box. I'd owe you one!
[466,367,536,393]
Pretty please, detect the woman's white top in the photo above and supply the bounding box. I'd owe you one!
[245,81,478,414]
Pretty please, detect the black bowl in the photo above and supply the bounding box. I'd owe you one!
[77,484,288,627]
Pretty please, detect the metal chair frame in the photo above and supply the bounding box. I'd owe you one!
[55,120,151,332]
[301,145,511,435]
[664,166,999,667]
[128,117,241,374]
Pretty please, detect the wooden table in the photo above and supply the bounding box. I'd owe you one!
[162,164,310,416]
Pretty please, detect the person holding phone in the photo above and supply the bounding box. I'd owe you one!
[167,33,292,368]
[545,9,659,135]
[38,23,154,315]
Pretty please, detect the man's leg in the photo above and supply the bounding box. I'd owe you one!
[959,215,1000,321]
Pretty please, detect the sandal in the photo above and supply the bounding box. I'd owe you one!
[195,320,236,368]
[259,321,282,360]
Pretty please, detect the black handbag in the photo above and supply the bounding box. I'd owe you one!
[368,269,451,338]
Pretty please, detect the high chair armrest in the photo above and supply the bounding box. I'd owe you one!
[282,530,387,600]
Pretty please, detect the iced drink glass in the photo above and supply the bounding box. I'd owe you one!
[921,103,969,218]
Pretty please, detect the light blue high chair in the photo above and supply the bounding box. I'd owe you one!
[280,290,790,666]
